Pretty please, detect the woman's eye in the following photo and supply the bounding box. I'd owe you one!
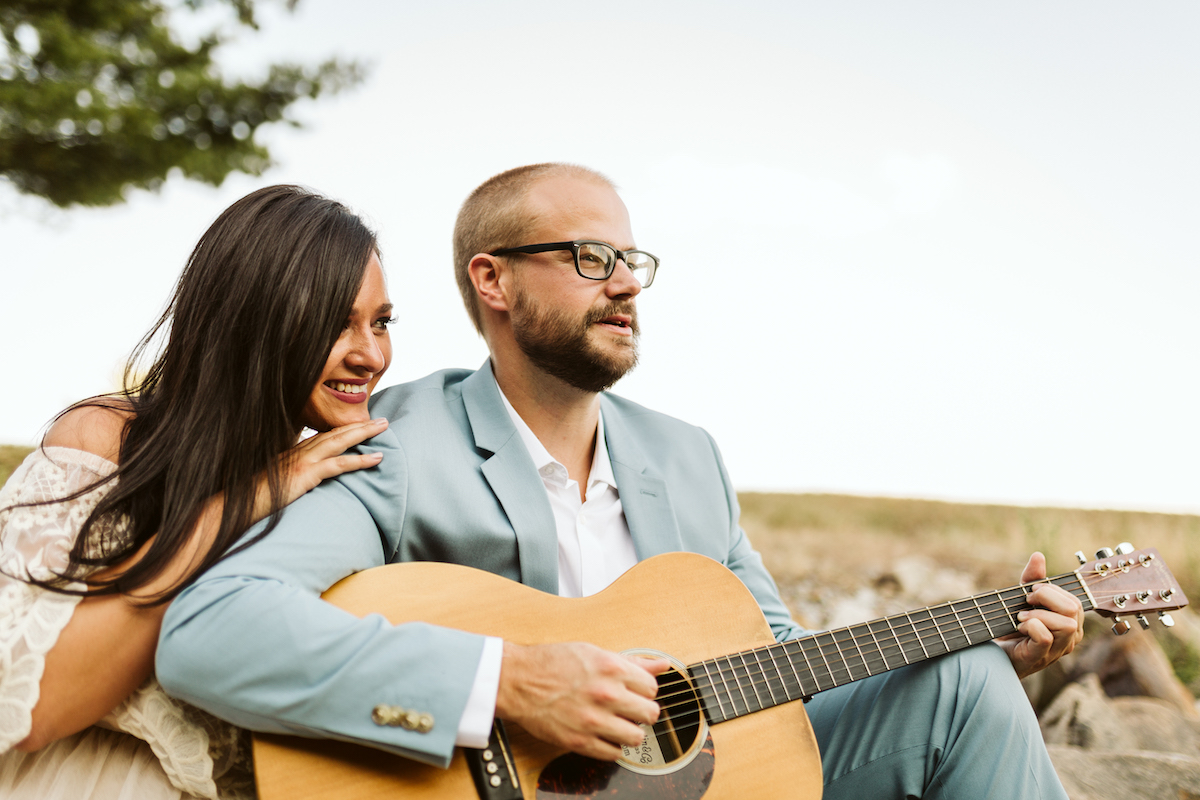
[374,316,396,330]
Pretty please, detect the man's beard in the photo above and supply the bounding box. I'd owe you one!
[510,290,640,393]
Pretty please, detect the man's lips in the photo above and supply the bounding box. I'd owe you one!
[593,313,636,335]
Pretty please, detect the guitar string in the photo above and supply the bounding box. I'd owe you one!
[640,568,1159,719]
[495,566,1169,748]
[658,574,1151,716]
[649,574,1089,711]
[680,566,1156,705]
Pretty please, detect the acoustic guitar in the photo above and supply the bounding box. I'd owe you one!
[253,544,1187,800]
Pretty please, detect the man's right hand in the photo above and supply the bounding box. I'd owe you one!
[495,641,669,761]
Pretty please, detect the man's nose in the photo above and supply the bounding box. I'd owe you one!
[605,257,643,298]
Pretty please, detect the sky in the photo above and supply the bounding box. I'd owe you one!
[2,1,1197,514]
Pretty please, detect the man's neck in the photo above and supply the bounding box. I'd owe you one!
[492,358,601,494]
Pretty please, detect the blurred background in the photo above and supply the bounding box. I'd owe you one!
[2,0,1197,514]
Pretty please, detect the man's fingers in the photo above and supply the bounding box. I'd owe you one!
[1021,552,1048,584]
[1026,583,1076,613]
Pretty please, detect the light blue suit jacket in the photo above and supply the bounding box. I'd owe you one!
[157,361,804,767]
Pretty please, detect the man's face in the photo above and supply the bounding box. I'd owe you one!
[505,176,643,392]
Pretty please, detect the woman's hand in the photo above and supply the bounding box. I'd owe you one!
[19,418,389,752]
[265,418,389,515]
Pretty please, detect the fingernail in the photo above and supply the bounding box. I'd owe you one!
[372,417,388,425]
[369,452,383,461]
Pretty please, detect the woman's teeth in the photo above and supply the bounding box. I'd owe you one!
[329,382,367,394]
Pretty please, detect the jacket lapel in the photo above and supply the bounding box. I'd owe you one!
[601,397,685,559]
[462,362,559,594]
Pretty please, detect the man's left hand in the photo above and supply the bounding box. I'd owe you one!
[995,552,1085,679]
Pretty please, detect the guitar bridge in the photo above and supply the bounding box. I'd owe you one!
[465,719,523,800]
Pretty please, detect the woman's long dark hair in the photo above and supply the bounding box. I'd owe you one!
[26,185,377,603]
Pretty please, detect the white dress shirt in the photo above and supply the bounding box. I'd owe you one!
[454,382,639,746]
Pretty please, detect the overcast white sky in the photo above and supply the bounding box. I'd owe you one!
[2,1,1197,513]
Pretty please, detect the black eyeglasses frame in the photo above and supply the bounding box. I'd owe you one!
[489,239,658,288]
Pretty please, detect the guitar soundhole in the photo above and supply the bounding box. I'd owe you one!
[616,650,708,775]
[535,650,715,799]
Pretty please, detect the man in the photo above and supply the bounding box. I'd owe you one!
[158,163,1083,798]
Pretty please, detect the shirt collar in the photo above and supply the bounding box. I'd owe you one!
[496,380,617,491]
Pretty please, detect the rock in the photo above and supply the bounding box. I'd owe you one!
[1042,674,1127,750]
[1072,629,1198,718]
[1042,674,1200,755]
[1110,696,1200,756]
[1047,745,1200,800]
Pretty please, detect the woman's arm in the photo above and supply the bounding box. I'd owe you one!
[14,413,388,751]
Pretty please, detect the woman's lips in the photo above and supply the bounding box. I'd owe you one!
[324,380,370,404]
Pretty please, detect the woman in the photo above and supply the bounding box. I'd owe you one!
[0,185,394,799]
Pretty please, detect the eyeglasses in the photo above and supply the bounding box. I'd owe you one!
[490,240,659,288]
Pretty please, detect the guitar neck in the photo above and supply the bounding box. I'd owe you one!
[689,570,1093,724]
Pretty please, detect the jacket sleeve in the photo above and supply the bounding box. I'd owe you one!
[156,464,487,768]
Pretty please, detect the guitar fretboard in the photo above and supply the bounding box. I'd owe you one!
[688,571,1092,724]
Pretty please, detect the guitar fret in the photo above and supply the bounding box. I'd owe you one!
[907,613,931,660]
[833,627,871,682]
[869,618,906,669]
[970,594,996,638]
[998,587,1027,633]
[911,608,948,657]
[782,639,817,698]
[751,647,782,706]
[694,661,730,724]
[817,631,853,686]
[736,652,766,714]
[862,620,889,672]
[804,634,837,692]
[724,655,753,717]
[948,599,989,646]
[882,617,913,665]
[846,624,874,678]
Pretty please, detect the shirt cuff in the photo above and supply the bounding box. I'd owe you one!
[455,636,503,748]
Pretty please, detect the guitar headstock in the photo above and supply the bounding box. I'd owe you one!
[1076,543,1189,635]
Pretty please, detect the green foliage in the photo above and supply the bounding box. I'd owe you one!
[0,0,363,207]
[1158,630,1200,693]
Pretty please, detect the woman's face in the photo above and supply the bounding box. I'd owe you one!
[299,253,394,432]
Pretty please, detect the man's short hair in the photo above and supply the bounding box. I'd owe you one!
[453,162,614,334]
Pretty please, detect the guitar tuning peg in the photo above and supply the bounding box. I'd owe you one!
[1114,542,1135,555]
[1111,617,1131,635]
[1159,612,1175,628]
[1136,614,1150,630]
[1075,551,1087,565]
[1095,547,1115,559]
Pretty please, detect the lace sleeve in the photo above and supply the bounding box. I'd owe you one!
[0,447,119,752]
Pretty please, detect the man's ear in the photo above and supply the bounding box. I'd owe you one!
[468,253,511,312]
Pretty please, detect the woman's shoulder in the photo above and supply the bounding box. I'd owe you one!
[42,401,133,465]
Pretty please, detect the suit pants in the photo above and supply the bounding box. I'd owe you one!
[805,643,1068,799]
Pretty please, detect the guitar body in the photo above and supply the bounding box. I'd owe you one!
[253,552,823,800]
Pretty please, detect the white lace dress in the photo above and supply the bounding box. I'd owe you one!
[0,447,255,799]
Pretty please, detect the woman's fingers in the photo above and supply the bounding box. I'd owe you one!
[299,418,388,457]
[283,418,388,498]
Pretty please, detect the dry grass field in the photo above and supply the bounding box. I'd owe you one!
[3,443,1196,690]
[741,491,1200,606]
[0,445,31,488]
